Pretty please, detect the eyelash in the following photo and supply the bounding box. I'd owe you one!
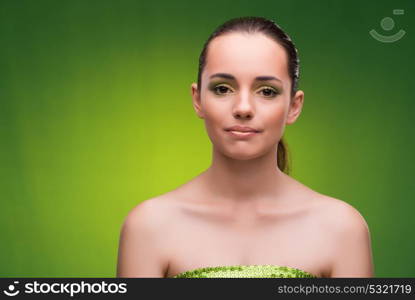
[211,84,279,98]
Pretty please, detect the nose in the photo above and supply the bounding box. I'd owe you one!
[232,90,254,120]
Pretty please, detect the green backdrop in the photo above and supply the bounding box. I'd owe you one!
[1,0,414,277]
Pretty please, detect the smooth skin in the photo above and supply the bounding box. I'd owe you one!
[117,32,374,278]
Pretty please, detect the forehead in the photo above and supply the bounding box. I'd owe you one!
[204,32,289,82]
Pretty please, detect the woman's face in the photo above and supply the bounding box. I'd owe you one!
[191,32,304,160]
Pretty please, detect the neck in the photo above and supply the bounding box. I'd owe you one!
[200,144,288,205]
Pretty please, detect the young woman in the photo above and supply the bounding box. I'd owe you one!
[116,16,374,278]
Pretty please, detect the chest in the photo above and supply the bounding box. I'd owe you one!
[165,215,331,277]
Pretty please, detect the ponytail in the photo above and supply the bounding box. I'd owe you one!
[277,137,290,174]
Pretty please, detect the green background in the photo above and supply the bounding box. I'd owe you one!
[1,0,414,277]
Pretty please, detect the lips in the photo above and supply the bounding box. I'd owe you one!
[224,125,262,139]
[224,125,261,133]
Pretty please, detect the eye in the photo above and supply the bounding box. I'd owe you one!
[258,87,279,98]
[212,84,233,95]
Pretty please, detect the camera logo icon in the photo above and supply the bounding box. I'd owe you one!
[3,281,20,297]
[370,9,406,43]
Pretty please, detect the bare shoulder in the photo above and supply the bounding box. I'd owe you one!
[124,195,171,225]
[121,192,181,237]
[312,194,370,235]
[117,194,179,277]
[309,194,373,277]
[287,174,369,233]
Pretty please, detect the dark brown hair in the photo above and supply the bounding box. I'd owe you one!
[196,16,300,174]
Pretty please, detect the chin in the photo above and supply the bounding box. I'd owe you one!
[222,149,265,161]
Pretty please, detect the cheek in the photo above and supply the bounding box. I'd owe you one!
[202,100,227,140]
[261,104,287,139]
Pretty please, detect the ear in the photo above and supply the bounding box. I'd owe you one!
[191,82,204,119]
[286,90,304,125]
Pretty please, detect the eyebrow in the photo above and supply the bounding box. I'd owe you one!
[209,73,282,83]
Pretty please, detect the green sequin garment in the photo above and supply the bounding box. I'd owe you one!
[172,265,317,278]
